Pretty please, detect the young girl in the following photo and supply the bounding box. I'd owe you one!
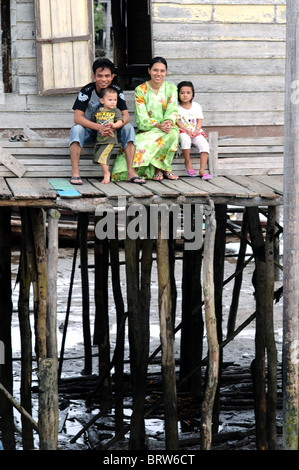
[177,81,212,179]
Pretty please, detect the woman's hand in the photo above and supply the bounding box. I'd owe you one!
[160,120,172,134]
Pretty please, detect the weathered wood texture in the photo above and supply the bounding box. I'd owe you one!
[2,0,286,132]
[152,0,286,128]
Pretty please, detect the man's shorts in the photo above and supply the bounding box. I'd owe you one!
[93,143,115,165]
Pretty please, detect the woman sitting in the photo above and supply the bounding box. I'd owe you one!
[112,57,179,182]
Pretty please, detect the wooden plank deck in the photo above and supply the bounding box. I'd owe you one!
[0,175,283,212]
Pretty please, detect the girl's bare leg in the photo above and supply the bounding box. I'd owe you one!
[199,152,209,176]
[182,149,193,170]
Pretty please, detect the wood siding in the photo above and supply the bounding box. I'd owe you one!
[1,0,287,135]
[151,0,286,131]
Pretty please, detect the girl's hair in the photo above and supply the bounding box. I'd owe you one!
[149,56,168,69]
[177,81,195,103]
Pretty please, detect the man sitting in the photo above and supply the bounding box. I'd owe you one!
[69,58,145,185]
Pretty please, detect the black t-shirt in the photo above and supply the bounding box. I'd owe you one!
[72,79,127,121]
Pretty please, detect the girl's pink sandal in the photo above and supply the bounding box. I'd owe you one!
[199,173,213,180]
[186,168,197,177]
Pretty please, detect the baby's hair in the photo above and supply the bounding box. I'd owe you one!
[177,81,195,104]
[99,86,118,98]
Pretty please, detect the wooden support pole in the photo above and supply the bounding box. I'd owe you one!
[30,208,47,360]
[0,207,15,449]
[180,205,204,397]
[125,235,150,450]
[110,238,126,433]
[94,213,110,407]
[38,358,58,449]
[265,206,278,449]
[248,207,267,449]
[78,213,92,375]
[18,208,34,449]
[213,204,226,432]
[47,209,60,360]
[283,0,299,450]
[200,202,219,450]
[227,208,249,336]
[157,215,178,450]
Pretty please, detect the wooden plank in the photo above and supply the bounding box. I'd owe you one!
[0,146,27,177]
[218,146,284,154]
[208,176,258,198]
[6,178,57,199]
[226,176,280,199]
[115,181,154,198]
[90,180,132,199]
[48,178,82,198]
[143,180,181,197]
[254,175,284,195]
[75,179,106,197]
[0,178,12,199]
[160,178,209,197]
[180,177,224,196]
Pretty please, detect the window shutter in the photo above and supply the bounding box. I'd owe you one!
[35,0,94,95]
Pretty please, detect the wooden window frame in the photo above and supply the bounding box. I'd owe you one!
[35,0,95,95]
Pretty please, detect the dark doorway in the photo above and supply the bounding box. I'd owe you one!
[1,0,12,93]
[111,0,152,89]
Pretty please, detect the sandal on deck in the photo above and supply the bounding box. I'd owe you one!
[163,172,179,180]
[70,176,83,185]
[186,168,197,177]
[127,176,146,184]
[153,172,164,182]
[199,173,212,180]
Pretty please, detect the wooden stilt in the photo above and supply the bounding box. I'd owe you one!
[180,205,204,397]
[201,202,219,450]
[247,206,267,450]
[125,234,151,450]
[18,208,34,449]
[213,204,226,432]
[227,208,249,336]
[110,238,126,433]
[38,358,58,449]
[264,206,278,449]
[94,213,110,407]
[45,209,60,449]
[79,213,92,375]
[30,208,47,360]
[157,215,178,450]
[46,209,60,360]
[0,207,15,450]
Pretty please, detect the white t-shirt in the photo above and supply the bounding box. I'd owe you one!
[178,102,204,131]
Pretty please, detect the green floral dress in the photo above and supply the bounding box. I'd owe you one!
[111,81,179,181]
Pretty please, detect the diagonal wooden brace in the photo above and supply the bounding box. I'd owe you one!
[0,145,27,177]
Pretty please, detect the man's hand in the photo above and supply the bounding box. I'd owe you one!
[98,123,114,137]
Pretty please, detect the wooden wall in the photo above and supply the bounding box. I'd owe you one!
[1,0,286,138]
[151,0,286,137]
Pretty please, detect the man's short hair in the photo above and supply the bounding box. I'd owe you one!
[93,58,115,75]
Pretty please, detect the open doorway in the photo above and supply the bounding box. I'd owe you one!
[110,0,152,89]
